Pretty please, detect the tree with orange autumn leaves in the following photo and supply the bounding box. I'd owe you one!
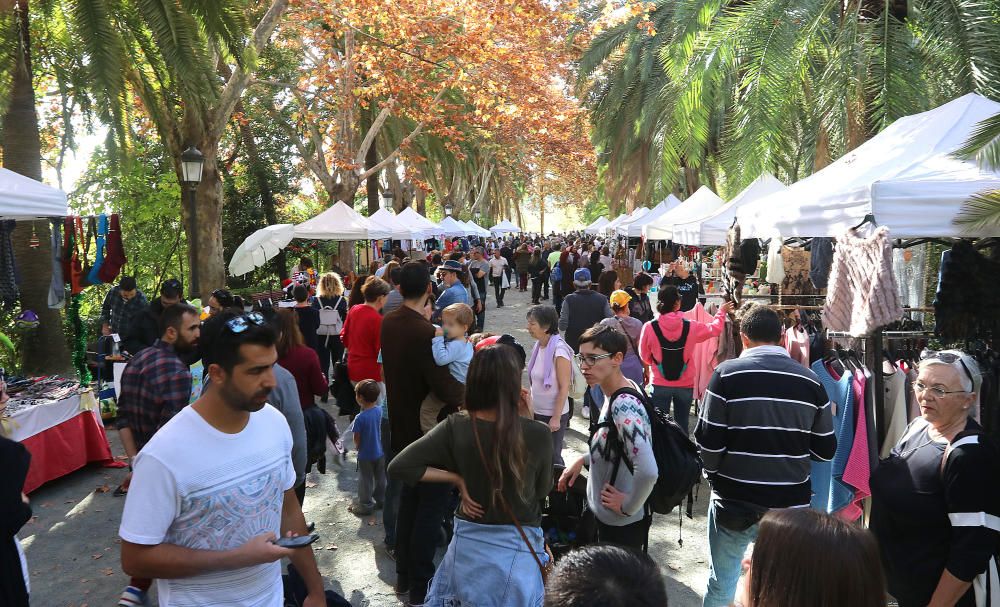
[256,0,595,223]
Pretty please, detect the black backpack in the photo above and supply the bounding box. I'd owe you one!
[650,321,690,381]
[592,384,703,518]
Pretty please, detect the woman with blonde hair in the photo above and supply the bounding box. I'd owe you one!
[312,272,349,384]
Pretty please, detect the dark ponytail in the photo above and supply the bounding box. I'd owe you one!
[656,285,681,314]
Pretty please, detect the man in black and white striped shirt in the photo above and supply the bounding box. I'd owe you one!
[694,305,836,607]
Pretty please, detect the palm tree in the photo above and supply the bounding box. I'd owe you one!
[578,0,1000,202]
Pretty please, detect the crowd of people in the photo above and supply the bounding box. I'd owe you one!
[4,231,1000,607]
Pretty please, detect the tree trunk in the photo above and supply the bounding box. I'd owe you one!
[814,122,832,170]
[2,0,72,374]
[363,110,380,216]
[179,133,225,301]
[416,188,426,215]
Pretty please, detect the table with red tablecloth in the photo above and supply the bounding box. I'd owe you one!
[2,390,122,493]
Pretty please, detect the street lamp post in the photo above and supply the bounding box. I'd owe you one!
[180,146,205,300]
[382,190,394,210]
[444,202,453,217]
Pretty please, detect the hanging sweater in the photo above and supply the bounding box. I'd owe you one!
[822,227,903,337]
[639,306,727,388]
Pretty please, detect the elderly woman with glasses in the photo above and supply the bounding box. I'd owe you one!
[558,324,658,553]
[870,350,1000,607]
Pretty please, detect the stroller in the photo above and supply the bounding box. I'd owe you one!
[541,465,597,560]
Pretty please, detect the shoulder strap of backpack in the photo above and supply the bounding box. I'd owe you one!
[604,384,649,484]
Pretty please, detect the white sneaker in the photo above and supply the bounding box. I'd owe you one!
[581,405,590,419]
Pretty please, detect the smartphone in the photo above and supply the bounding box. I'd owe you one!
[271,533,319,549]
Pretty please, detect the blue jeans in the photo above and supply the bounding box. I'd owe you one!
[703,498,758,607]
[425,518,546,607]
[651,385,694,435]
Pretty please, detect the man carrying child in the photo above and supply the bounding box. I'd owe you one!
[421,303,475,433]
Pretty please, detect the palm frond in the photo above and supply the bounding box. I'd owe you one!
[955,188,1000,229]
[954,111,1000,170]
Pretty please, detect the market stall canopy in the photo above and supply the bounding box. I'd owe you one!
[369,208,423,240]
[229,224,296,277]
[490,219,522,234]
[737,93,1000,239]
[0,168,68,218]
[643,187,726,241]
[604,207,649,236]
[294,201,389,240]
[583,216,609,235]
[436,216,470,237]
[602,212,632,235]
[673,174,787,246]
[462,219,488,237]
[396,207,439,240]
[620,195,683,237]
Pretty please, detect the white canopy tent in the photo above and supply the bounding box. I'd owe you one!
[603,207,648,236]
[602,212,632,235]
[490,219,522,234]
[673,174,787,246]
[619,195,683,237]
[293,200,388,240]
[643,186,727,241]
[737,93,1000,239]
[0,168,68,218]
[396,207,439,240]
[464,220,491,237]
[435,216,470,237]
[369,208,425,240]
[583,216,610,235]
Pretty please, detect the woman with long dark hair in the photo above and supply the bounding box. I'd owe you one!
[597,270,621,298]
[736,508,886,607]
[388,345,553,606]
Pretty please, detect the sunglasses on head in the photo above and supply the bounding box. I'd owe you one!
[224,312,265,335]
[920,350,976,387]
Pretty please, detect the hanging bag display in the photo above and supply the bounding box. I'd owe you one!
[87,214,108,285]
[650,320,690,381]
[80,216,96,287]
[98,213,126,283]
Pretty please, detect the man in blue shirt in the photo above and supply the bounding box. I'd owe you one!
[433,260,470,322]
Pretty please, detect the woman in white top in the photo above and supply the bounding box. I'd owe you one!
[525,304,573,466]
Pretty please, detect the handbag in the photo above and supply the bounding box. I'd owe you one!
[331,352,359,417]
[470,413,555,582]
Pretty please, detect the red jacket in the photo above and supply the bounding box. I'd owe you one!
[341,303,383,382]
[278,345,327,410]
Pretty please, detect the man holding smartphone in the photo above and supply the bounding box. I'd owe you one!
[118,311,325,606]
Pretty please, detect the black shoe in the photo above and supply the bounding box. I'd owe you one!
[394,580,409,596]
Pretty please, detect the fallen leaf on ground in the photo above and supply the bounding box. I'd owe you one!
[91,554,103,560]
[324,545,338,550]
[100,567,114,576]
[305,481,318,488]
[367,519,376,526]
[95,485,110,493]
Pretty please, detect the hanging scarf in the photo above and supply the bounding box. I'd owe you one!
[86,214,107,285]
[48,218,65,309]
[98,213,126,283]
[528,334,566,389]
[0,220,19,308]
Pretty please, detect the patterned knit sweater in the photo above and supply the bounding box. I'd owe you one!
[585,389,658,526]
[822,227,903,337]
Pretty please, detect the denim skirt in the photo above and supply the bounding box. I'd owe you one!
[424,518,547,607]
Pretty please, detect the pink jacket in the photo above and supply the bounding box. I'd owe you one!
[639,306,728,388]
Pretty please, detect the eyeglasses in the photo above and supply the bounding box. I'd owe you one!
[914,381,969,399]
[224,312,265,335]
[576,353,613,367]
[920,350,976,387]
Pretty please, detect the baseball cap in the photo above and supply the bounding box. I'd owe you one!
[573,268,592,286]
[610,289,632,309]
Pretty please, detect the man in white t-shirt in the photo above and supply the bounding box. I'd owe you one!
[119,312,325,607]
[488,248,509,307]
